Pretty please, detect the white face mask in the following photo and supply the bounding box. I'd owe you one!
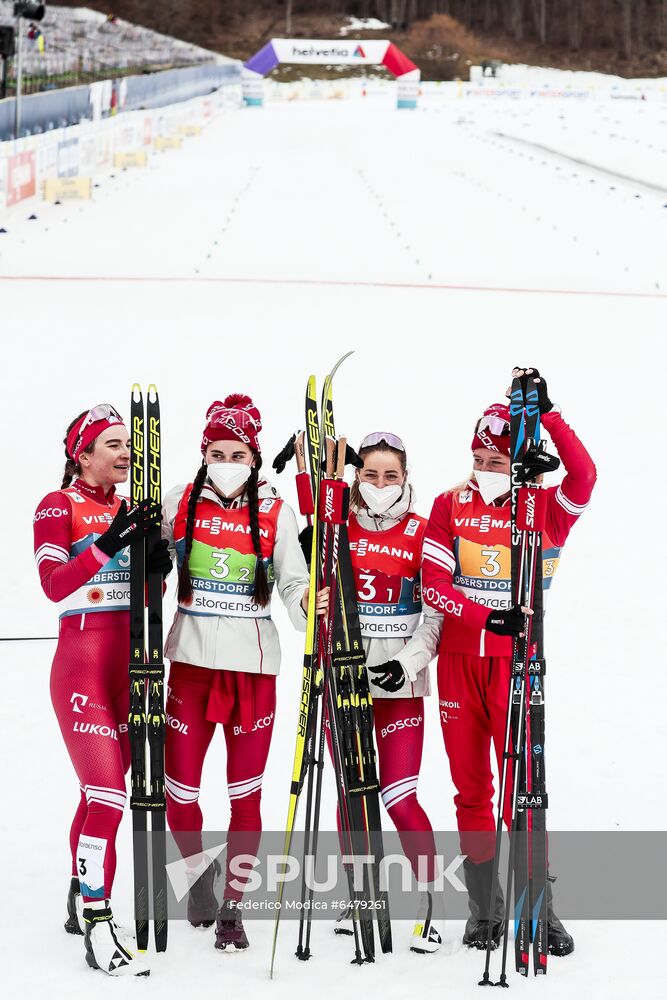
[475,469,511,505]
[359,481,403,515]
[207,462,252,498]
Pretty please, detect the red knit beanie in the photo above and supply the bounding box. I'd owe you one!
[201,393,262,454]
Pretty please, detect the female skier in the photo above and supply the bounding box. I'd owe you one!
[162,393,327,952]
[334,431,444,953]
[34,404,170,977]
[421,367,596,955]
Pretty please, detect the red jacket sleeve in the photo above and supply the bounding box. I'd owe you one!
[421,492,490,630]
[33,492,109,603]
[542,411,597,546]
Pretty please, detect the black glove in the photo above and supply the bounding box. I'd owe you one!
[368,660,406,693]
[485,604,526,637]
[272,433,296,475]
[521,443,561,482]
[298,525,314,566]
[147,537,173,578]
[512,367,553,414]
[95,499,159,557]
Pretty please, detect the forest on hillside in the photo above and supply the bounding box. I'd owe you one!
[56,1,667,76]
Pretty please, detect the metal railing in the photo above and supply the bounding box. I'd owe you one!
[0,3,217,98]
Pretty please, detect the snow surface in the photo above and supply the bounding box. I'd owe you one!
[339,17,390,36]
[1,90,665,997]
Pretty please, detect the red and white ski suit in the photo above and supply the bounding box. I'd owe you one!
[34,478,131,902]
[345,493,443,883]
[421,411,596,863]
[161,478,308,900]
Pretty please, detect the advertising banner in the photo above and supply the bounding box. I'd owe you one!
[7,151,36,207]
[57,137,80,178]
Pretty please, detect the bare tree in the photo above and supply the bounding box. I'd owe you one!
[531,0,547,43]
[484,0,498,30]
[568,0,582,50]
[659,0,667,46]
[508,0,524,40]
[636,0,646,53]
[618,0,632,58]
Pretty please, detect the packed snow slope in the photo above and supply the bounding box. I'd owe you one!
[1,90,664,999]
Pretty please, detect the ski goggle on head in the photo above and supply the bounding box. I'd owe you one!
[68,404,124,461]
[80,403,123,433]
[359,431,406,452]
[474,414,510,437]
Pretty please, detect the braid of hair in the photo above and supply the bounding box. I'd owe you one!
[246,459,270,607]
[61,459,78,489]
[177,462,208,604]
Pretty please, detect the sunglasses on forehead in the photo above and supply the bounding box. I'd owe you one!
[72,404,123,455]
[359,431,406,452]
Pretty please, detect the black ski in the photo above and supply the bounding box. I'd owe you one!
[146,387,168,953]
[128,384,168,953]
[479,373,560,987]
[322,376,391,956]
[272,355,392,968]
[512,380,537,978]
[336,528,392,955]
[524,381,549,977]
[129,386,149,950]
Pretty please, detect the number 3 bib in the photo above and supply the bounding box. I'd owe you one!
[348,512,427,638]
[174,486,280,619]
[450,487,561,610]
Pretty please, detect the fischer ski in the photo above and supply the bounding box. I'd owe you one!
[269,376,323,977]
[271,354,392,973]
[322,380,392,957]
[128,384,168,953]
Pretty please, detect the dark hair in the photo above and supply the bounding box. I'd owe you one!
[177,455,271,608]
[61,411,96,489]
[349,440,408,509]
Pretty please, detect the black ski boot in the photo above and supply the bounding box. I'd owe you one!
[188,858,221,928]
[545,876,574,956]
[64,876,83,935]
[462,858,505,950]
[215,899,249,951]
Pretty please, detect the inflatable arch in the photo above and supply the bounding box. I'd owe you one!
[242,39,420,109]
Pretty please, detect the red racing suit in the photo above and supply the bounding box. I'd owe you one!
[34,477,131,902]
[421,410,596,862]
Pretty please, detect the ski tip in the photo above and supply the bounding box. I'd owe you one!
[147,383,158,401]
[329,351,354,379]
[131,383,142,400]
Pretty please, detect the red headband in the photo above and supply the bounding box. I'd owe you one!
[67,404,125,463]
[201,393,262,454]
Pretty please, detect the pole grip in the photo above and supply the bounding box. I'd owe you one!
[516,485,547,532]
[325,436,336,478]
[295,431,306,474]
[336,437,346,480]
